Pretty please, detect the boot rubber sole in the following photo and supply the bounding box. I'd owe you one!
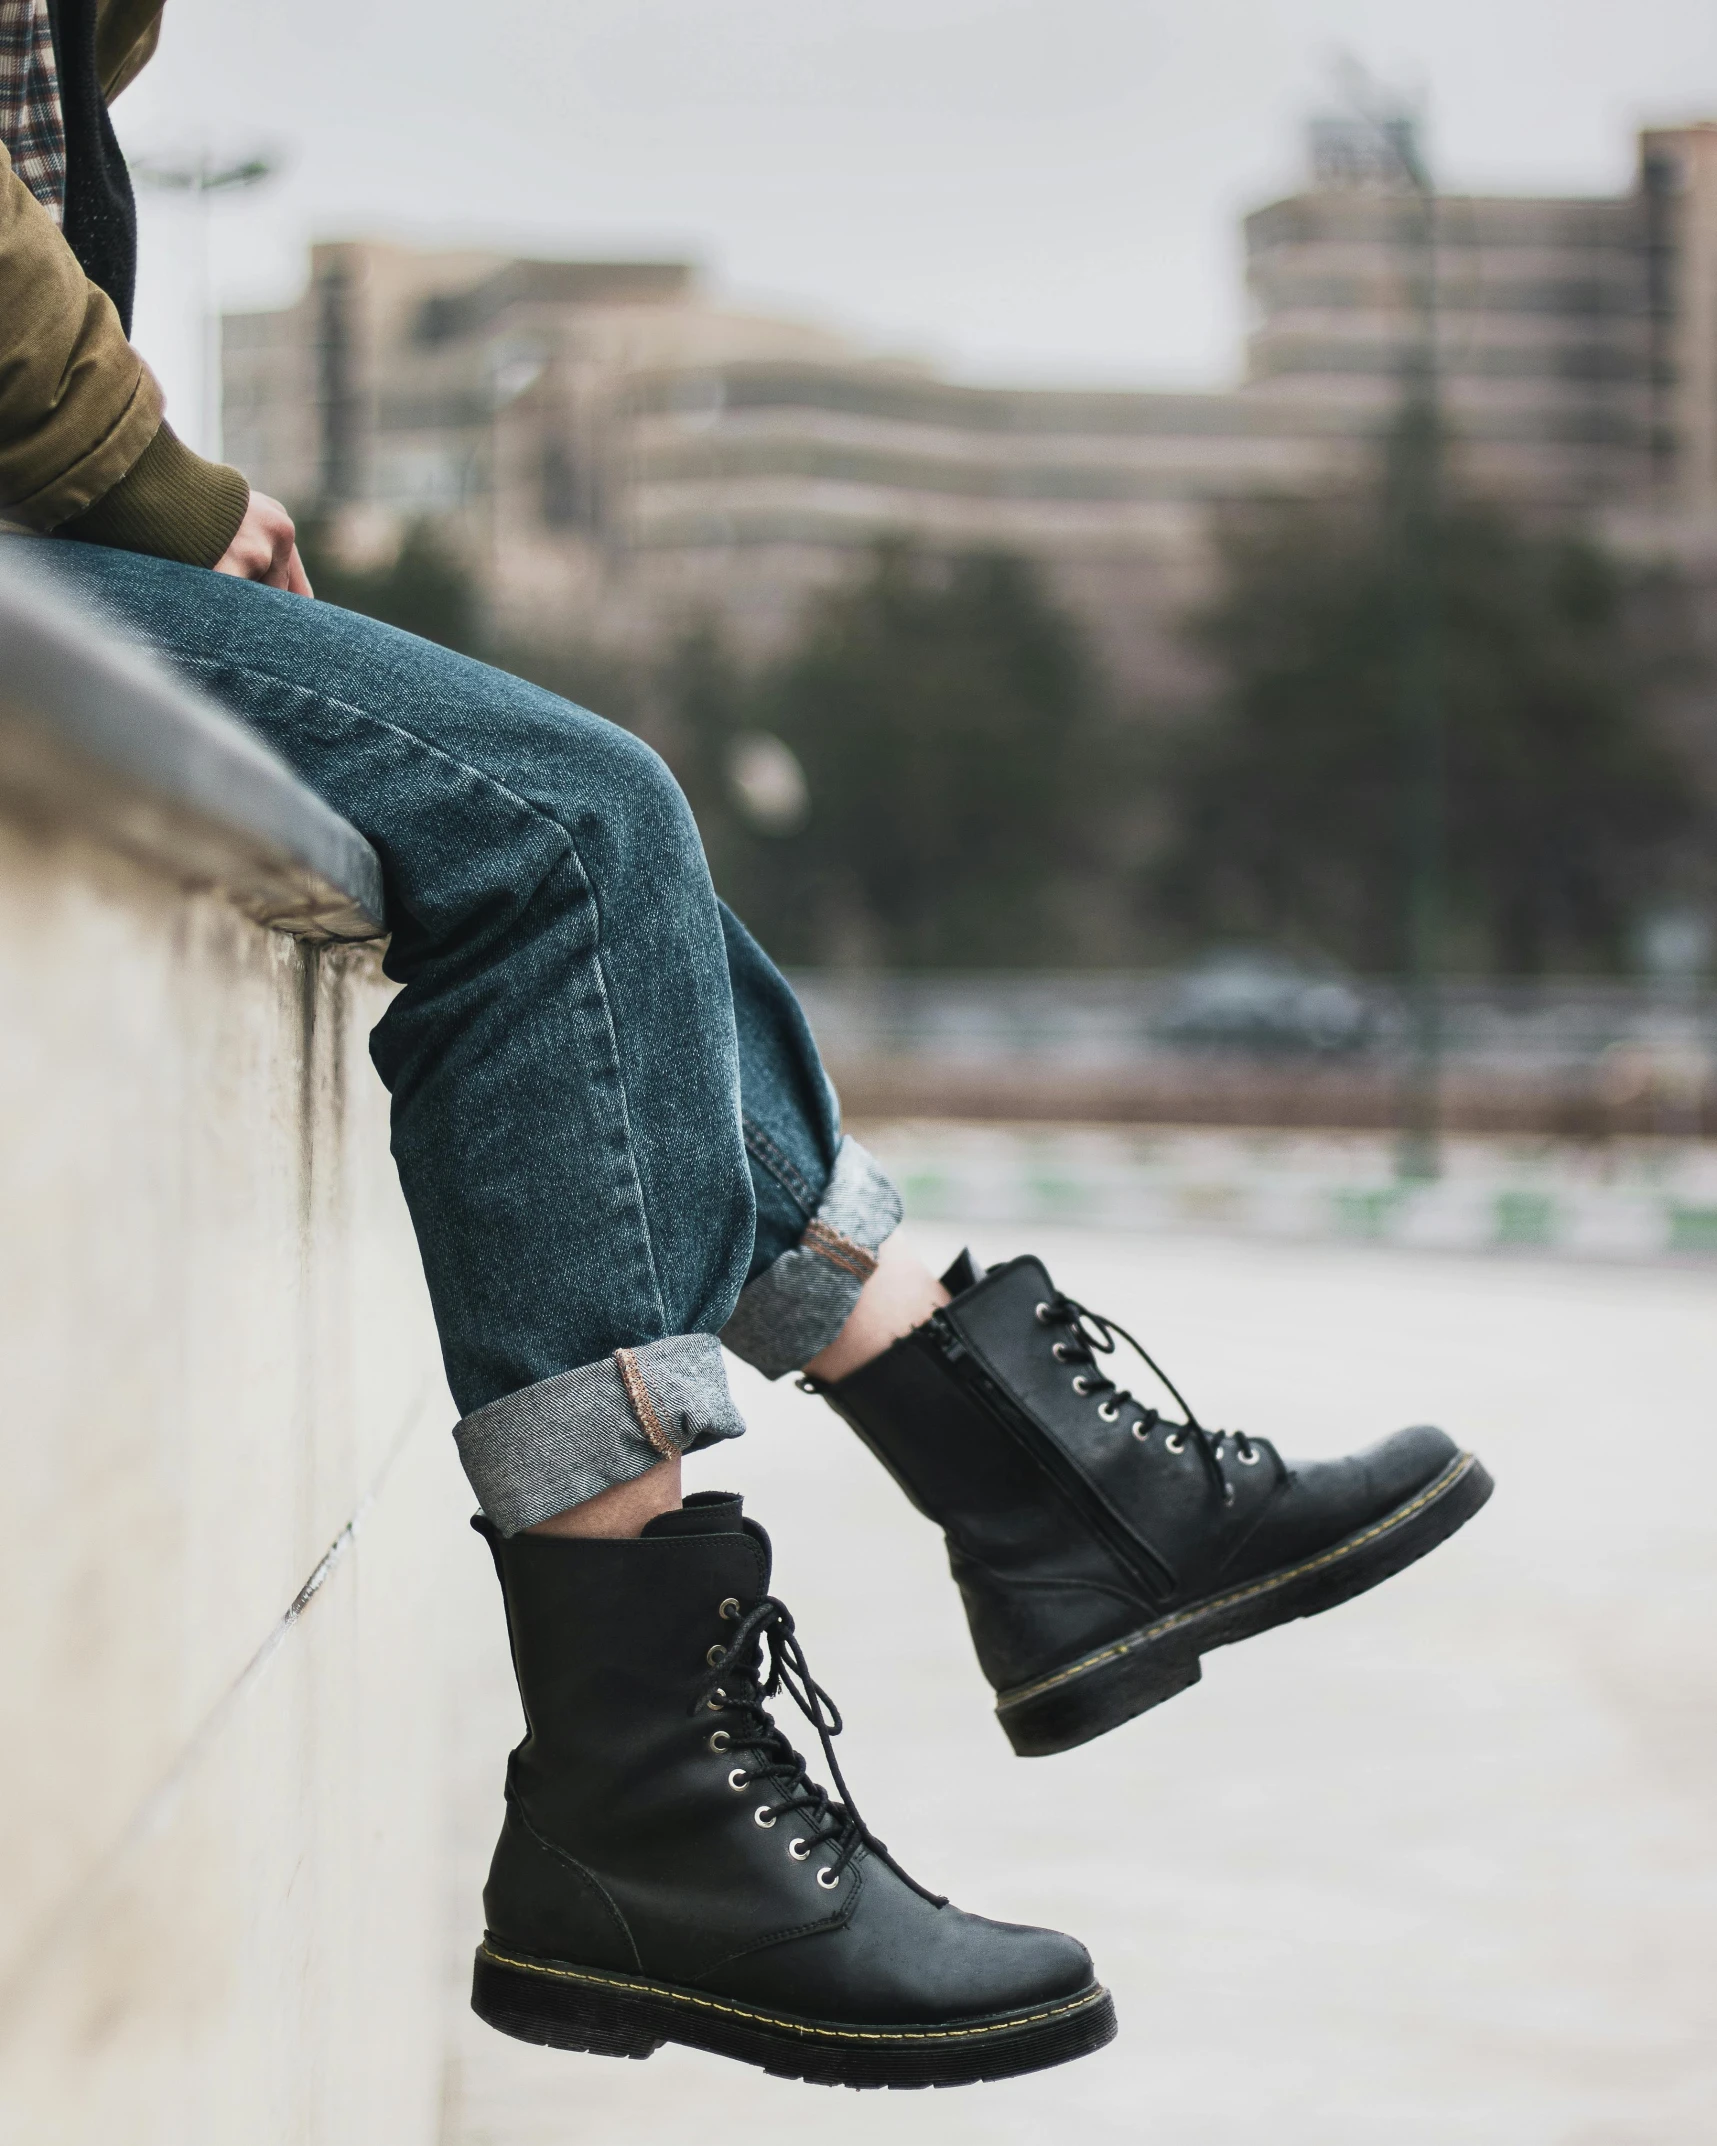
[471,1941,1116,2088]
[996,1449,1494,1757]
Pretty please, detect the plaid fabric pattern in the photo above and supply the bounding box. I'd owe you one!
[0,0,65,224]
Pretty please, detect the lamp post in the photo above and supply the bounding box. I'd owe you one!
[1330,71,1446,1181]
[131,152,277,460]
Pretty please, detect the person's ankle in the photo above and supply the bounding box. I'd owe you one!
[804,1233,949,1385]
[527,1456,682,1539]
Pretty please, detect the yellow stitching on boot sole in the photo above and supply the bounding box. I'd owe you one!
[999,1452,1482,1714]
[479,1946,1108,2044]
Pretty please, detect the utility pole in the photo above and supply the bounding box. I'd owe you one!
[131,152,277,460]
[1331,69,1445,1181]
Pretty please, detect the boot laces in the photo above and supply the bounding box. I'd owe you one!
[691,1595,944,1902]
[1035,1291,1257,1504]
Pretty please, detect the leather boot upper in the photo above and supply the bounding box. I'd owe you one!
[825,1254,1460,1698]
[478,1494,1093,2023]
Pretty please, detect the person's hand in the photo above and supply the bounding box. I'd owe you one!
[213,490,313,595]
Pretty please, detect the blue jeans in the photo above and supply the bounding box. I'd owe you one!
[38,541,901,1531]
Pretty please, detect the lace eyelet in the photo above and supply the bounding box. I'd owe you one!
[788,1838,811,1862]
[753,1805,778,1829]
[1238,1444,1261,1465]
[706,1688,728,1711]
[705,1644,726,1667]
[1098,1400,1119,1423]
[1071,1374,1093,1396]
[718,1597,740,1621]
[727,1768,749,1791]
[1131,1420,1151,1441]
[1052,1341,1072,1362]
[1034,1301,1055,1325]
[1164,1432,1186,1454]
[708,1729,731,1752]
[816,1868,840,1890]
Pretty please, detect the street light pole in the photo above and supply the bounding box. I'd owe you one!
[1391,126,1445,1182]
[131,153,276,459]
[1334,72,1446,1181]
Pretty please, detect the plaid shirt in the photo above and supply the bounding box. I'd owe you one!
[0,0,65,225]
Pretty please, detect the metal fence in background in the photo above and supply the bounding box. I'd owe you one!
[790,970,1717,1138]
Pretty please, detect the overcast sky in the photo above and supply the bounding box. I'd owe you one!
[116,0,1717,426]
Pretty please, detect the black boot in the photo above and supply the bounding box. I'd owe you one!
[470,1492,1114,2088]
[816,1252,1493,1757]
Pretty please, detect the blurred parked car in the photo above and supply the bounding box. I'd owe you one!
[1155,953,1375,1056]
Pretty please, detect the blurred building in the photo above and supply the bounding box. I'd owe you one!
[223,121,1717,686]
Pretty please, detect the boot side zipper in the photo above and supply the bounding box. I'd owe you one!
[928,1314,1175,1603]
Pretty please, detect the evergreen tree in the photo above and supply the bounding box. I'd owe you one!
[296,518,483,656]
[760,542,1098,966]
[1158,495,1705,973]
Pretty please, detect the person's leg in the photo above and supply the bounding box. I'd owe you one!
[700,848,1495,1764]
[32,542,1113,2086]
[528,901,948,1529]
[49,540,1479,1769]
[40,541,756,1531]
[714,901,949,1378]
[40,538,939,1531]
[534,909,945,1532]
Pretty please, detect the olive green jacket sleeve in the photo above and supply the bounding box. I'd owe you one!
[0,0,250,564]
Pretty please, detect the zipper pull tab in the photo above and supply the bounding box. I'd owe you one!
[928,1309,968,1364]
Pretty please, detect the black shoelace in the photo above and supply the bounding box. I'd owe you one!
[1035,1290,1257,1503]
[692,1594,944,1902]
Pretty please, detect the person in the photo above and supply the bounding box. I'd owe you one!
[1,0,1492,2090]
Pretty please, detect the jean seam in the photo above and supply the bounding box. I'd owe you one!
[742,1115,820,1218]
[800,1217,879,1282]
[614,1346,681,1460]
[173,649,674,1339]
[169,650,604,861]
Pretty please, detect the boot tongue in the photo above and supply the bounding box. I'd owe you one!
[641,1491,745,1538]
[641,1493,774,1596]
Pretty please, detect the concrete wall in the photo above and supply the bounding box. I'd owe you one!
[0,561,464,2144]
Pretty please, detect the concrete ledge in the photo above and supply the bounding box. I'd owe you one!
[0,549,384,940]
[0,563,455,2145]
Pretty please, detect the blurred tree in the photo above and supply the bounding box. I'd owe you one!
[757,542,1100,966]
[1158,496,1706,974]
[498,620,818,941]
[653,622,760,871]
[284,529,1124,968]
[296,518,483,655]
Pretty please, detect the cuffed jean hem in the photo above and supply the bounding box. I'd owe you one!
[454,1333,746,1535]
[719,1137,905,1380]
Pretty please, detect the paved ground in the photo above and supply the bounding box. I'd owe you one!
[438,1224,1717,2146]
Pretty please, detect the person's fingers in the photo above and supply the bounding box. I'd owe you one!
[285,546,314,599]
[212,494,301,584]
[214,527,270,580]
[262,530,295,590]
[213,535,260,579]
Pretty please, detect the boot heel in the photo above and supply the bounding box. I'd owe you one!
[472,1947,663,2060]
[999,1644,1201,1756]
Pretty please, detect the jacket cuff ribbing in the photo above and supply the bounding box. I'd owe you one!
[56,421,250,568]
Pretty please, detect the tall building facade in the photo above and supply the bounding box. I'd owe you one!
[222,122,1717,688]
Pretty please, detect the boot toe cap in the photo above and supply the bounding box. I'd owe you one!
[1290,1422,1460,1527]
[703,1873,1099,2026]
[823,1896,1098,2022]
[1234,1423,1462,1576]
[1360,1422,1461,1510]
[948,1914,1098,2014]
